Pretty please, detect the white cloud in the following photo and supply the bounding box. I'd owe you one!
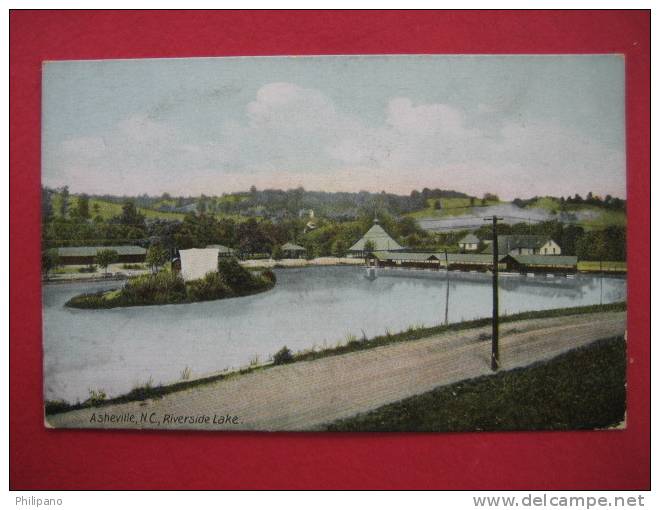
[44,81,626,199]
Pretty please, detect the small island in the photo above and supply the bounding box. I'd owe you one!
[66,258,276,309]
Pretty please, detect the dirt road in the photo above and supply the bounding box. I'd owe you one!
[47,311,626,431]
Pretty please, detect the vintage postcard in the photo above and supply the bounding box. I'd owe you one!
[41,55,627,431]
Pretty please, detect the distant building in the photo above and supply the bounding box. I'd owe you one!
[458,234,480,252]
[501,254,577,273]
[56,245,146,265]
[178,248,219,281]
[348,219,404,257]
[281,242,306,259]
[206,244,236,257]
[481,235,561,256]
[368,251,506,271]
[367,250,576,273]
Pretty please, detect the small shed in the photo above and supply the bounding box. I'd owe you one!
[281,242,306,259]
[179,248,220,281]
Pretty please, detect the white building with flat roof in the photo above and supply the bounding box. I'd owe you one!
[179,248,219,281]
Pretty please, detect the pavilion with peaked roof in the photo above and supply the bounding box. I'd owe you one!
[281,242,306,259]
[348,219,404,257]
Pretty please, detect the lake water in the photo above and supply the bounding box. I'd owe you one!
[42,266,627,403]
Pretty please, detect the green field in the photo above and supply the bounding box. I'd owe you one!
[326,335,626,432]
[578,261,627,273]
[525,197,626,229]
[52,194,186,221]
[51,194,258,223]
[407,197,500,219]
[407,195,626,230]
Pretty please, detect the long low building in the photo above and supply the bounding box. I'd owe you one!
[368,251,507,271]
[56,245,147,265]
[502,254,578,273]
[368,251,577,273]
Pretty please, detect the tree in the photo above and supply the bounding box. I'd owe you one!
[146,244,168,273]
[41,249,59,277]
[76,194,90,220]
[363,239,376,255]
[119,200,145,226]
[273,346,293,365]
[41,187,54,223]
[96,249,118,276]
[59,186,69,217]
[331,239,347,257]
[271,244,284,260]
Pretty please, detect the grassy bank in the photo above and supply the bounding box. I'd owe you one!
[326,335,626,432]
[291,301,626,364]
[65,259,276,309]
[45,302,625,416]
[578,261,627,273]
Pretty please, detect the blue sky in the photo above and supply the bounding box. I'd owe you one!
[42,55,625,199]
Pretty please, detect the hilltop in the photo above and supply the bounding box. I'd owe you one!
[406,195,625,231]
[46,187,625,231]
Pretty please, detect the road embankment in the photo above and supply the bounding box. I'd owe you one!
[47,310,626,431]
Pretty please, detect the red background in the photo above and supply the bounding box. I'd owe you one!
[10,10,650,490]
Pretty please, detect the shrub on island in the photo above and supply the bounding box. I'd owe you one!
[65,260,276,309]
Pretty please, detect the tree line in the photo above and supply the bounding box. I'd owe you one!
[42,186,626,262]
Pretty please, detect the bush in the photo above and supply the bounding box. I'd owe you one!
[121,271,187,305]
[121,263,144,270]
[86,389,107,406]
[186,271,232,301]
[271,245,284,260]
[273,346,294,365]
[218,257,256,289]
[261,269,276,284]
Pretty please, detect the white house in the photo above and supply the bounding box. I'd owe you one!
[458,234,480,251]
[482,235,562,256]
[178,248,219,281]
[539,239,562,255]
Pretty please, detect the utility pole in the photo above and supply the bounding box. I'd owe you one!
[444,250,450,325]
[485,216,503,371]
